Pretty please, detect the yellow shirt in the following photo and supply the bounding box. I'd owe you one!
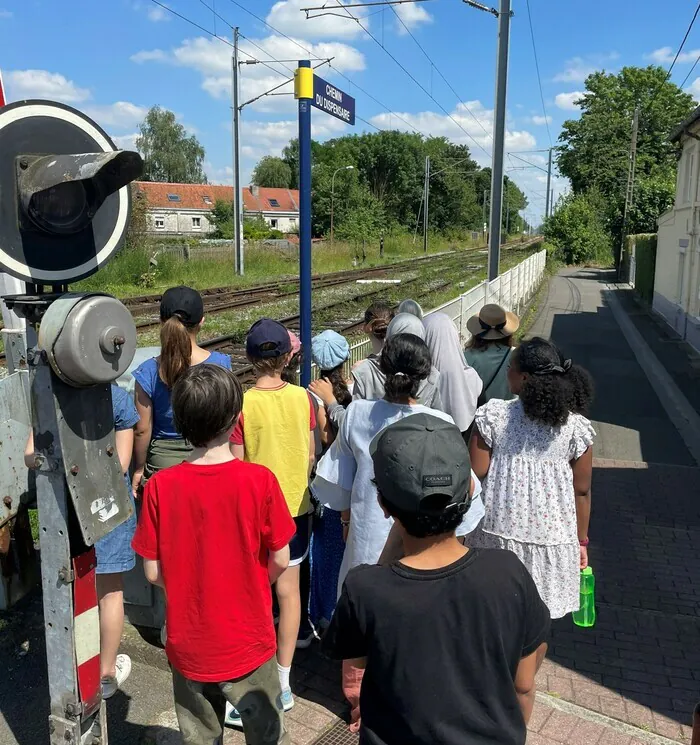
[235,383,312,517]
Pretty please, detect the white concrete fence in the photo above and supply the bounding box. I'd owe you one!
[347,248,547,366]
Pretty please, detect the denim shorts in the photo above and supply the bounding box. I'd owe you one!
[95,482,136,575]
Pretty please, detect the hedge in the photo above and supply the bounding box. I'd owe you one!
[625,233,657,305]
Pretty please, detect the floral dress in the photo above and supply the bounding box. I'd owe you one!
[472,398,595,618]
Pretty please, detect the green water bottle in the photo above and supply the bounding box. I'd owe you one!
[572,566,596,628]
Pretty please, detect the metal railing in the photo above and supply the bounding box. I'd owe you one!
[346,249,547,367]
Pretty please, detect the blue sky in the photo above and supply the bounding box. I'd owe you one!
[2,0,699,224]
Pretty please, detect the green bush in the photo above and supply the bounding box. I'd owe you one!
[627,233,657,305]
[543,191,613,265]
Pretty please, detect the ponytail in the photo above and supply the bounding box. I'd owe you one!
[159,315,192,388]
[380,333,432,402]
[364,301,393,341]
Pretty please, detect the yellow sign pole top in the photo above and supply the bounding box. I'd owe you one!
[294,66,314,100]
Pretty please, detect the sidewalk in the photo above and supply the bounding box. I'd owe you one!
[526,268,700,744]
[1,268,698,745]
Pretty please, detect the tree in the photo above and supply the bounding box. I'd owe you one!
[557,66,695,239]
[136,106,207,184]
[209,199,234,239]
[543,191,612,265]
[252,156,292,188]
[334,182,385,244]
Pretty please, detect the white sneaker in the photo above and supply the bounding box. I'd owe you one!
[101,654,132,699]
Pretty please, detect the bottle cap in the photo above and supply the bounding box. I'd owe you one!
[581,566,593,576]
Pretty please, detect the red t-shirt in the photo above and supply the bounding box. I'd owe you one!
[132,459,295,682]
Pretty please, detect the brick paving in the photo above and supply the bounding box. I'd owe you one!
[143,272,700,745]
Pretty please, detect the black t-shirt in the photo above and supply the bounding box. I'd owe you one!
[322,548,550,745]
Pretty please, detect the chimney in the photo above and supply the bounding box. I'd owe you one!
[250,184,259,197]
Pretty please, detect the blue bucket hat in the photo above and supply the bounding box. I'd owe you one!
[312,330,350,371]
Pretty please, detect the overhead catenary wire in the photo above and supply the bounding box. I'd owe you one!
[324,0,493,160]
[524,0,553,147]
[225,0,431,138]
[388,4,493,142]
[664,2,700,83]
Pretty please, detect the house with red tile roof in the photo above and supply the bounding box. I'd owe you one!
[134,182,299,236]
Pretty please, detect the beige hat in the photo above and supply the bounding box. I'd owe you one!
[466,304,520,341]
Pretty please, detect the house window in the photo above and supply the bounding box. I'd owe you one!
[155,217,165,230]
[202,196,212,205]
[268,198,280,207]
[270,219,278,229]
[192,217,201,229]
[167,194,181,202]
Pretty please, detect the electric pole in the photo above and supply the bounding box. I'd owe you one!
[423,155,430,253]
[232,27,244,275]
[545,147,552,219]
[620,106,639,276]
[486,0,511,278]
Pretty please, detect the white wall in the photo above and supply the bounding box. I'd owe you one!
[146,208,299,235]
[654,126,700,349]
[147,209,215,235]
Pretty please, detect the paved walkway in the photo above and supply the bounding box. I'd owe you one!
[2,269,699,745]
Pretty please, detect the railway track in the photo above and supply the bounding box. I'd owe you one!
[0,238,542,366]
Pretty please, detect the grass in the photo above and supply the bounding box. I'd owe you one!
[71,231,513,299]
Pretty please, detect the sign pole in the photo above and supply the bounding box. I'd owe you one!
[295,60,313,387]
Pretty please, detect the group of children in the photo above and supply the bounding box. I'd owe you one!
[26,283,596,745]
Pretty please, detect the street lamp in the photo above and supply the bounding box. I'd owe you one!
[330,165,354,247]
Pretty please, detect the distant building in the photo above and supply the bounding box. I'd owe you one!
[655,108,700,351]
[135,182,300,236]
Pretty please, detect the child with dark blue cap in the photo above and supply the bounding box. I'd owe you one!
[229,318,317,721]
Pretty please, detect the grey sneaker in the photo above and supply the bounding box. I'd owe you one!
[101,654,132,699]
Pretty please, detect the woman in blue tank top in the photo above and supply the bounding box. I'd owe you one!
[131,286,231,493]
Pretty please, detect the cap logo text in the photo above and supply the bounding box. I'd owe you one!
[422,474,452,487]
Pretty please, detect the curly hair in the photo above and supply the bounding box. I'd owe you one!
[380,333,432,401]
[378,491,469,538]
[515,337,594,427]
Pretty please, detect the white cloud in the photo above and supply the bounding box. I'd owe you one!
[147,4,169,22]
[647,46,700,65]
[553,53,618,83]
[555,91,584,111]
[530,115,552,126]
[112,133,139,151]
[83,102,149,130]
[553,57,595,83]
[0,9,13,18]
[266,0,368,40]
[4,69,91,103]
[131,34,365,112]
[205,162,234,185]
[394,1,433,33]
[370,101,536,167]
[686,77,700,101]
[131,49,168,64]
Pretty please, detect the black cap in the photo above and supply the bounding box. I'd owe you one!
[160,286,204,326]
[246,318,292,359]
[370,414,471,515]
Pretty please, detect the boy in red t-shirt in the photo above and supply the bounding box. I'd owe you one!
[133,364,295,745]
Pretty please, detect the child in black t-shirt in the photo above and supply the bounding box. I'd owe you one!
[322,413,551,745]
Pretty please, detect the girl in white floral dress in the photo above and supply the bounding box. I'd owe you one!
[469,337,595,618]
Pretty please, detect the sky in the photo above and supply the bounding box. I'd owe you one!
[2,0,700,225]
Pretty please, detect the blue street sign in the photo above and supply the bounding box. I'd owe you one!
[312,75,356,126]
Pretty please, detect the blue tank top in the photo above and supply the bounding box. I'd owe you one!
[132,352,232,439]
